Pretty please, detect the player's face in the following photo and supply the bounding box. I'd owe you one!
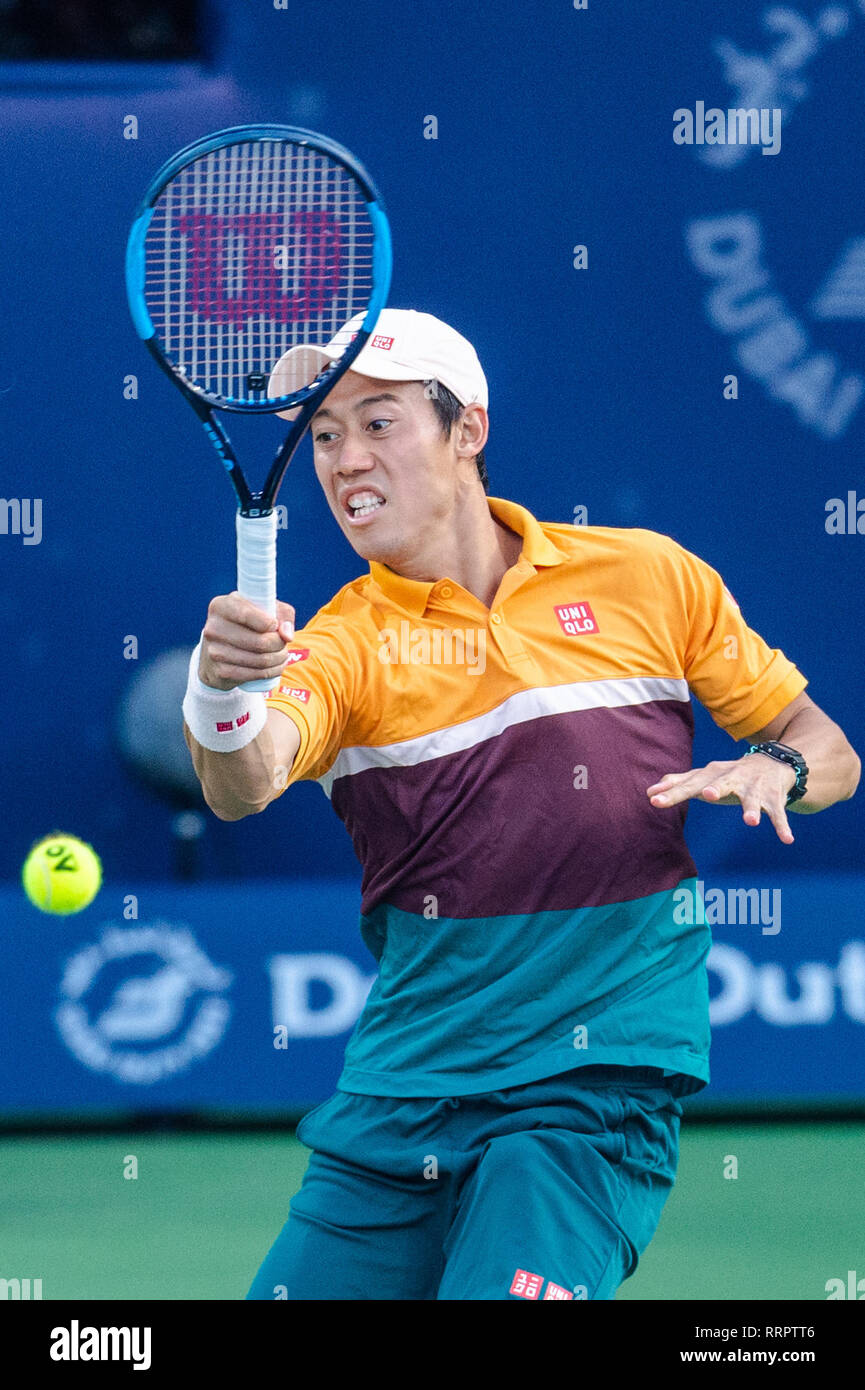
[311,372,470,568]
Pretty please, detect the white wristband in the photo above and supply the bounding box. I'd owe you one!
[182,639,268,752]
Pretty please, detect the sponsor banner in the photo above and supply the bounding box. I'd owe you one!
[0,874,862,1113]
[0,881,375,1111]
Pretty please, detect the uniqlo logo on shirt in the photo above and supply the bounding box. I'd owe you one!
[371,334,394,350]
[283,648,309,665]
[510,1269,544,1300]
[278,686,310,702]
[543,1282,574,1300]
[555,601,599,636]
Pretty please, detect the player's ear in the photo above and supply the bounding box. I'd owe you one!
[458,403,488,456]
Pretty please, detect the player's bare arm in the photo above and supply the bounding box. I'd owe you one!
[647,691,860,844]
[184,592,301,821]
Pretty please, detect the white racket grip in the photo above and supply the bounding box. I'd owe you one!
[236,511,280,693]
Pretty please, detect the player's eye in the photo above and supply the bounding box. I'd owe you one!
[314,430,338,444]
[367,418,392,431]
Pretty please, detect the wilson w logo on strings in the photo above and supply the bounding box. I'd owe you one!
[177,211,343,325]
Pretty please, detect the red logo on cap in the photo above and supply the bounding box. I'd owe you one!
[371,334,394,350]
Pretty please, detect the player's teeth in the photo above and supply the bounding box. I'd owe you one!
[349,495,385,517]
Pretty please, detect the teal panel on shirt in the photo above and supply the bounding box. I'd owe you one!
[338,877,712,1097]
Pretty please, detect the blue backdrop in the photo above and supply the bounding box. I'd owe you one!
[1,1,862,1110]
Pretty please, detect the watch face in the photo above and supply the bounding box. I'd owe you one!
[759,742,804,764]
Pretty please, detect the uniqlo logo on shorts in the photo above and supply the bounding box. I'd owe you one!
[283,648,309,665]
[371,334,394,350]
[279,685,310,702]
[510,1269,544,1300]
[543,1282,574,1300]
[554,601,599,636]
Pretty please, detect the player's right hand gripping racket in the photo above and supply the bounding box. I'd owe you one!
[125,124,392,690]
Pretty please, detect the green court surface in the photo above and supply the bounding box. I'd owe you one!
[0,1123,861,1300]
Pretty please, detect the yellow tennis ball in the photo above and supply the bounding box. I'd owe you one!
[21,833,102,916]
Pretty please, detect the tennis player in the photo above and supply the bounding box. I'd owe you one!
[182,309,860,1301]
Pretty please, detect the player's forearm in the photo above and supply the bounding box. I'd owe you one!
[183,719,282,820]
[776,707,861,813]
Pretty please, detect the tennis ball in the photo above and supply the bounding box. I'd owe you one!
[21,833,102,916]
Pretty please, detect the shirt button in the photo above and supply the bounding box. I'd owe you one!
[490,613,502,625]
[439,584,453,599]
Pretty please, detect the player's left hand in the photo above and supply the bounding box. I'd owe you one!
[646,755,798,844]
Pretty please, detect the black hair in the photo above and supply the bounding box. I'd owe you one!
[425,380,489,493]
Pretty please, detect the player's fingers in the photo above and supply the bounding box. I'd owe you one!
[693,760,746,803]
[646,771,690,795]
[764,797,795,845]
[648,760,738,802]
[275,599,295,640]
[739,788,763,828]
[649,769,721,805]
[204,605,289,655]
[213,591,282,634]
[202,651,289,686]
[206,642,289,674]
[698,777,736,801]
[204,623,288,660]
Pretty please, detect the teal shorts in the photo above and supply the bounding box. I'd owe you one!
[246,1065,682,1301]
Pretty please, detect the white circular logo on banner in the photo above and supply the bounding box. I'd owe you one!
[55,924,233,1084]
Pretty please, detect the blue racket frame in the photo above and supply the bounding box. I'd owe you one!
[125,124,392,692]
[124,123,392,513]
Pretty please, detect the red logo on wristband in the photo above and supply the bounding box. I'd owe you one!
[237,711,250,727]
[216,720,235,732]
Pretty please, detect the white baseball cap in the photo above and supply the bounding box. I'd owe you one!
[267,308,488,420]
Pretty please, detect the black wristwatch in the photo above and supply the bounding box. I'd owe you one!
[745,741,809,805]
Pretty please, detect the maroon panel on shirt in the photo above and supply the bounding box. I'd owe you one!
[331,698,698,919]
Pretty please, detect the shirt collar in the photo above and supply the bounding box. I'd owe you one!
[367,495,567,616]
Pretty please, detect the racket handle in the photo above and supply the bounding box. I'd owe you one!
[236,511,280,693]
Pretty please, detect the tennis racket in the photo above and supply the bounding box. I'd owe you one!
[125,123,392,690]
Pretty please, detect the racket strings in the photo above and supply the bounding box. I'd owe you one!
[143,140,376,404]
